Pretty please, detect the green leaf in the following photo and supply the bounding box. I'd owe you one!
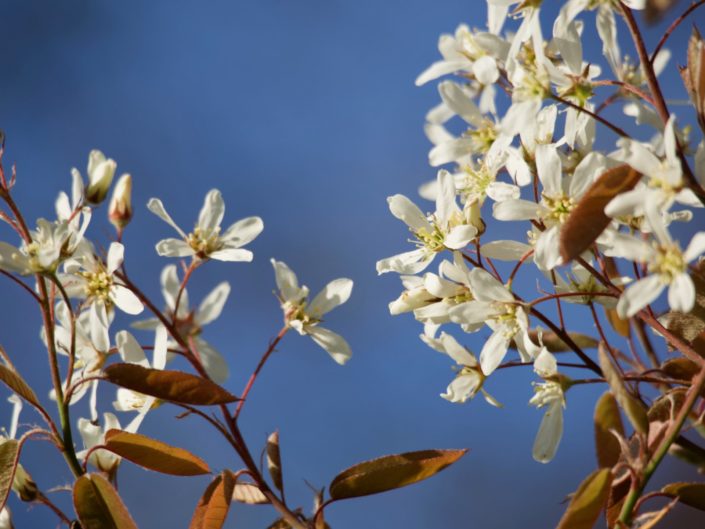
[189,471,235,529]
[103,429,210,476]
[598,343,648,434]
[594,392,624,469]
[73,473,139,529]
[104,364,238,406]
[0,364,40,409]
[266,431,283,492]
[329,449,467,501]
[0,440,20,512]
[559,165,641,263]
[662,482,705,511]
[555,468,613,529]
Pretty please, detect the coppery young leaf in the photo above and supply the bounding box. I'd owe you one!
[598,343,648,434]
[555,468,613,529]
[266,431,283,492]
[644,0,680,23]
[231,482,270,505]
[73,474,139,529]
[559,165,640,263]
[328,449,467,501]
[0,364,40,409]
[190,471,236,529]
[686,27,705,134]
[0,440,20,512]
[662,482,705,511]
[603,257,630,338]
[594,392,624,469]
[661,358,700,383]
[104,364,238,406]
[103,429,210,476]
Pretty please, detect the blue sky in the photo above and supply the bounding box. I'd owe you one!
[0,1,702,527]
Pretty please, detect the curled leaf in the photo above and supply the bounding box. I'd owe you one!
[266,431,283,492]
[190,471,236,529]
[73,473,139,529]
[598,343,648,434]
[559,165,640,263]
[103,429,210,476]
[329,449,467,501]
[104,364,238,406]
[594,392,624,468]
[232,482,270,505]
[0,364,40,409]
[556,468,613,529]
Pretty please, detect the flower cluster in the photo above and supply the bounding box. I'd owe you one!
[379,0,705,470]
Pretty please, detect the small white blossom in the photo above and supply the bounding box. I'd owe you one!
[272,259,353,365]
[148,189,263,262]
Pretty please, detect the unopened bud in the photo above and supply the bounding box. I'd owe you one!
[12,464,38,502]
[85,150,116,205]
[109,174,133,230]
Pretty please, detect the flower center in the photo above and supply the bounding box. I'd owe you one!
[414,224,447,253]
[543,194,575,224]
[187,226,223,257]
[464,120,497,154]
[82,270,113,303]
[649,244,685,282]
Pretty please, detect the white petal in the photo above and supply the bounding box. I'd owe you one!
[444,225,477,250]
[308,278,353,317]
[90,302,110,353]
[116,331,149,367]
[493,199,538,221]
[194,337,229,384]
[532,402,563,463]
[429,137,475,166]
[208,247,253,262]
[152,325,168,370]
[271,259,302,302]
[160,264,188,315]
[438,81,482,125]
[684,232,705,263]
[307,326,352,365]
[617,275,664,318]
[535,144,562,195]
[221,216,264,247]
[481,240,532,261]
[435,169,460,226]
[376,249,434,275]
[195,282,231,326]
[669,273,695,313]
[479,329,510,375]
[388,195,430,233]
[441,373,481,403]
[534,225,562,271]
[468,267,513,302]
[472,55,499,85]
[415,60,469,86]
[486,182,520,202]
[197,189,225,232]
[449,300,502,326]
[156,238,194,258]
[439,332,476,366]
[147,198,186,238]
[106,242,124,275]
[111,285,144,315]
[534,348,557,378]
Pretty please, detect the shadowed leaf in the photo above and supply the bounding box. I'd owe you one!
[682,27,705,134]
[103,429,210,476]
[0,364,40,409]
[0,440,19,512]
[104,364,238,405]
[644,0,679,23]
[329,449,467,501]
[598,343,648,434]
[73,474,138,529]
[556,468,613,529]
[662,482,705,511]
[190,471,235,529]
[559,165,640,263]
[594,392,624,468]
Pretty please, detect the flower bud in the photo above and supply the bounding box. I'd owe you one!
[85,150,116,205]
[12,464,37,502]
[108,174,133,230]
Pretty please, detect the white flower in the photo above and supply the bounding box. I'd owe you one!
[449,267,538,374]
[77,413,122,474]
[0,507,12,529]
[430,332,500,406]
[272,259,353,365]
[113,326,167,423]
[530,349,566,463]
[60,241,144,316]
[148,189,263,262]
[0,218,86,276]
[132,265,231,383]
[606,210,705,318]
[377,170,478,275]
[388,274,438,316]
[108,174,133,230]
